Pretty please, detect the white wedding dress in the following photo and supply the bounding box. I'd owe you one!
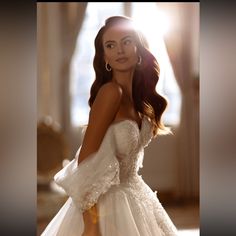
[41,115,178,236]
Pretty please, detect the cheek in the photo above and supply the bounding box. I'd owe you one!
[104,50,116,62]
[127,45,138,56]
[127,46,138,61]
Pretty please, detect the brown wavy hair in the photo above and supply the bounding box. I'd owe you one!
[88,16,171,137]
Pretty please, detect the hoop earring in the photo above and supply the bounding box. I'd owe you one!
[137,56,142,65]
[105,62,112,71]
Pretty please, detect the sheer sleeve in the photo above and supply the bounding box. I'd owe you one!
[54,128,120,212]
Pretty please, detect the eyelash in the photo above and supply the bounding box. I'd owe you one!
[105,39,132,49]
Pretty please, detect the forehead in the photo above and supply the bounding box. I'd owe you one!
[102,25,135,43]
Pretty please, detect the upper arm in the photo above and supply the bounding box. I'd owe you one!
[77,82,122,165]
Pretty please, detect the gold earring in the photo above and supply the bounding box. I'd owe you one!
[105,62,112,71]
[137,56,142,65]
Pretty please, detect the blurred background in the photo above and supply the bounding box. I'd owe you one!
[37,2,199,235]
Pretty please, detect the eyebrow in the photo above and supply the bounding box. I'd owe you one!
[104,35,132,45]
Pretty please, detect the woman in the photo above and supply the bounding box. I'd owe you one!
[41,16,178,236]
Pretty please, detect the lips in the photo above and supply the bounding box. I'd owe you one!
[116,57,128,63]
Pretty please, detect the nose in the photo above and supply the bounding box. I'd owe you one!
[117,43,124,54]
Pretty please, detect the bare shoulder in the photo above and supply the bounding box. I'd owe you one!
[89,82,123,113]
[90,81,123,120]
[97,82,123,101]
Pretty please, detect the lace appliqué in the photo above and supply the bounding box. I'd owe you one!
[54,129,121,213]
[77,162,120,212]
[120,176,178,236]
[141,116,153,148]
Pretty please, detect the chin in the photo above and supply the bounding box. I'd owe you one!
[115,65,136,72]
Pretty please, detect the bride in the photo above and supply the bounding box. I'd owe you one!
[41,15,178,236]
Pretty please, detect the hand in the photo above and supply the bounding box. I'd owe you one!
[82,205,101,236]
[82,219,101,236]
[82,225,102,236]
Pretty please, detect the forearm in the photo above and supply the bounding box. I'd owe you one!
[82,204,101,236]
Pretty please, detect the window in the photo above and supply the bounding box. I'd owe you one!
[70,3,181,127]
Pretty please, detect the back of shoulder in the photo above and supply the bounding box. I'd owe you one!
[97,82,123,103]
[97,82,123,105]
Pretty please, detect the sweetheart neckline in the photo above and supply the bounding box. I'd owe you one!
[110,116,147,133]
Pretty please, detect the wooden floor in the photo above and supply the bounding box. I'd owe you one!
[37,201,199,235]
[165,202,199,229]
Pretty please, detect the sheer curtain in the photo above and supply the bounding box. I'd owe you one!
[37,2,88,154]
[59,3,87,153]
[162,3,199,199]
[131,2,181,126]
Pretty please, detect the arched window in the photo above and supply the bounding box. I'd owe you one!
[70,3,181,127]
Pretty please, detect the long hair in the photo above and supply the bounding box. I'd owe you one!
[88,16,170,137]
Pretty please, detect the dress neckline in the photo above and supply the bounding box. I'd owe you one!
[111,116,146,133]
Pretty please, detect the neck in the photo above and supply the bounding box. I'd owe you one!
[112,70,134,101]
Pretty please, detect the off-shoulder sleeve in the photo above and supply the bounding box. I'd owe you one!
[54,128,120,212]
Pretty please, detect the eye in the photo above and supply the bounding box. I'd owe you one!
[105,43,115,49]
[124,39,132,45]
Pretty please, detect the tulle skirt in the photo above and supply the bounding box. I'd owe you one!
[41,175,178,236]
